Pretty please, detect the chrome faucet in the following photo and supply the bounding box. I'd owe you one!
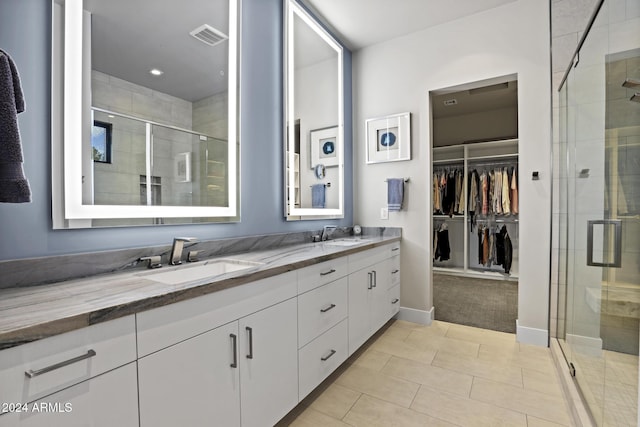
[169,237,198,265]
[321,225,337,241]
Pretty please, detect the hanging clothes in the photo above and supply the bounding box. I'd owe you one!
[504,229,513,274]
[501,167,511,214]
[433,173,441,213]
[480,172,489,215]
[495,226,506,266]
[434,222,450,261]
[477,227,485,264]
[443,171,456,216]
[458,171,466,215]
[494,168,503,214]
[510,167,518,214]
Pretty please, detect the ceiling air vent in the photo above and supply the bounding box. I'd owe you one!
[190,24,228,47]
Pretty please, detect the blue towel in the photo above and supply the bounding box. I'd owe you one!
[387,178,404,211]
[311,184,325,208]
[0,49,31,203]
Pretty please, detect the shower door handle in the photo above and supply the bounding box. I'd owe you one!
[586,219,622,268]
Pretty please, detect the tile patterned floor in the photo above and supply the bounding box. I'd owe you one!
[279,320,573,427]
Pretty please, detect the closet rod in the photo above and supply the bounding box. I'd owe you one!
[467,159,518,169]
[474,218,519,223]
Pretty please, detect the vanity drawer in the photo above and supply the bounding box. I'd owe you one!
[298,319,348,401]
[0,316,136,409]
[137,271,297,357]
[390,255,400,286]
[297,257,348,294]
[298,277,348,347]
[348,245,391,273]
[388,284,401,318]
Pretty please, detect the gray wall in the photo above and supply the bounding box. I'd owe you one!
[0,0,353,261]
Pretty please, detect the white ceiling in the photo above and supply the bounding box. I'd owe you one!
[87,0,518,103]
[87,0,229,102]
[305,0,518,51]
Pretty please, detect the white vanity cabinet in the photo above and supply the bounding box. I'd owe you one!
[0,316,138,427]
[137,322,241,427]
[136,272,299,427]
[348,244,401,355]
[238,297,298,427]
[0,363,139,427]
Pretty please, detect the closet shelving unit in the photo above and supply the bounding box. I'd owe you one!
[433,138,519,281]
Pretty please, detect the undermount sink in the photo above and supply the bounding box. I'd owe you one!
[324,238,371,247]
[138,259,263,285]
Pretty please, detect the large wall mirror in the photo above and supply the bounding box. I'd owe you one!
[51,0,239,228]
[284,0,344,220]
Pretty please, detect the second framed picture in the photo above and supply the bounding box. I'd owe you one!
[365,112,411,164]
[310,126,339,168]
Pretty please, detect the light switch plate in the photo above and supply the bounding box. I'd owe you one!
[380,207,389,220]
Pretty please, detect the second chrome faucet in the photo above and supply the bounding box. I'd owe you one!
[169,237,198,265]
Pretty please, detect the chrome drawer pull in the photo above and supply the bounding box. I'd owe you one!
[320,269,336,276]
[230,334,238,368]
[321,349,336,361]
[25,349,96,379]
[320,303,336,313]
[372,270,377,287]
[391,247,400,251]
[392,269,399,274]
[392,298,400,304]
[367,272,373,290]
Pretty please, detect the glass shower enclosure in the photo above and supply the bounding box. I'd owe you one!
[557,0,640,425]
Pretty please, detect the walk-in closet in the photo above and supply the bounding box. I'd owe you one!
[430,79,519,333]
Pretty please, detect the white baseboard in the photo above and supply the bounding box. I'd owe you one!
[396,306,434,325]
[566,333,603,357]
[516,319,549,346]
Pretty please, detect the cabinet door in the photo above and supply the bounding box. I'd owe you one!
[138,322,241,427]
[0,363,138,427]
[348,267,374,355]
[371,259,392,331]
[239,298,298,427]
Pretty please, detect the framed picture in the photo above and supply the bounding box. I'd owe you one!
[365,112,411,164]
[310,126,339,168]
[175,152,192,182]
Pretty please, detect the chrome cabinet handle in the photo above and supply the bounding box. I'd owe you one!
[230,334,238,368]
[391,247,400,251]
[25,349,96,378]
[392,269,399,274]
[587,219,622,268]
[392,298,399,304]
[320,269,336,276]
[367,272,373,290]
[320,303,336,313]
[320,349,336,361]
[246,326,253,359]
[372,270,377,287]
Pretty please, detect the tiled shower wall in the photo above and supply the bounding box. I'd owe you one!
[90,70,229,217]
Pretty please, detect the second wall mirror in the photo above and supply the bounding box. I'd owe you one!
[284,0,344,220]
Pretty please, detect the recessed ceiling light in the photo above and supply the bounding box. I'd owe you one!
[150,68,164,76]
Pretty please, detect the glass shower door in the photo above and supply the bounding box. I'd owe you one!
[558,0,640,425]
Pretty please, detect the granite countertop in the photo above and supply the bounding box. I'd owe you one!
[0,234,400,350]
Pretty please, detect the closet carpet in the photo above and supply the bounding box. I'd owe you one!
[433,273,518,333]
